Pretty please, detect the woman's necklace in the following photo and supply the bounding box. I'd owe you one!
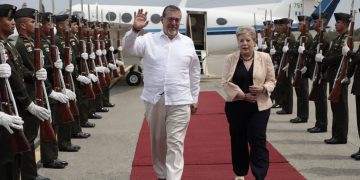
[240,54,254,62]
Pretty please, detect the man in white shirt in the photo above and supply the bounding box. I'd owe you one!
[123,5,201,180]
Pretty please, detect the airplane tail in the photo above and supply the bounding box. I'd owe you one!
[310,0,340,26]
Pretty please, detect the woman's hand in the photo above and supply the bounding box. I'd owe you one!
[244,93,257,103]
[249,85,265,95]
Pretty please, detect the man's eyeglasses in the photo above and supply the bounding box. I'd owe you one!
[165,17,181,23]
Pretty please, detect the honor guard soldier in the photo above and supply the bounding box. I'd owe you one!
[54,14,84,151]
[102,22,116,108]
[270,18,295,115]
[288,15,313,123]
[306,13,330,133]
[341,9,360,158]
[315,12,351,144]
[39,12,73,168]
[4,6,51,180]
[0,4,25,180]
[260,20,273,53]
[69,14,96,131]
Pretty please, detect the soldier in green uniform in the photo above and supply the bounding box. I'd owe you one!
[102,22,116,108]
[315,12,350,144]
[270,18,295,115]
[288,16,313,123]
[55,14,85,151]
[39,12,72,168]
[69,15,96,130]
[306,13,330,133]
[0,4,25,179]
[342,14,360,158]
[5,6,51,180]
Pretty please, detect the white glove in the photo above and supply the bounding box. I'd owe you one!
[0,112,24,134]
[300,66,307,74]
[270,48,276,55]
[54,59,63,69]
[102,49,107,56]
[27,102,50,121]
[315,52,324,63]
[89,52,95,59]
[109,46,114,52]
[341,77,350,84]
[282,63,289,71]
[65,63,74,73]
[261,43,267,50]
[108,63,117,70]
[96,49,102,56]
[0,63,11,78]
[254,45,259,51]
[76,75,91,84]
[95,66,103,73]
[103,67,110,73]
[118,46,123,51]
[35,68,47,80]
[88,73,98,82]
[116,59,124,66]
[282,45,289,53]
[49,90,69,103]
[81,53,89,60]
[64,88,76,100]
[274,64,279,70]
[342,45,350,56]
[298,44,305,54]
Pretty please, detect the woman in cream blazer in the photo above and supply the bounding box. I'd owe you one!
[221,26,276,180]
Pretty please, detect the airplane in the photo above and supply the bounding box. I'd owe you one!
[71,0,340,54]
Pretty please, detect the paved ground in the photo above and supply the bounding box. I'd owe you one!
[38,53,360,180]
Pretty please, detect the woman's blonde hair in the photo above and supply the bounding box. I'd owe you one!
[235,26,256,42]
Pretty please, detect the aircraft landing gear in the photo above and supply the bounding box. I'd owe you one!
[126,64,143,86]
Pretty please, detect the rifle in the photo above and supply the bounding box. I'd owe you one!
[116,24,126,76]
[100,10,111,84]
[328,1,355,102]
[48,13,75,123]
[78,8,96,99]
[0,43,31,153]
[94,28,108,87]
[309,9,324,101]
[276,4,291,83]
[87,4,103,95]
[63,0,80,116]
[34,9,56,142]
[105,25,120,78]
[292,17,307,88]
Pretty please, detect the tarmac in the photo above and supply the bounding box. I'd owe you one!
[38,52,360,180]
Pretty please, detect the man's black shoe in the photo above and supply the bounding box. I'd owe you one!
[103,102,115,107]
[276,110,291,115]
[350,149,360,158]
[42,161,65,169]
[59,144,81,152]
[354,154,360,160]
[88,113,102,119]
[324,137,347,144]
[35,175,50,180]
[96,107,109,112]
[72,132,91,138]
[54,159,68,166]
[307,127,327,133]
[290,117,307,123]
[81,122,96,128]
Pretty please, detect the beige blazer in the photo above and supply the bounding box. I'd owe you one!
[221,50,276,111]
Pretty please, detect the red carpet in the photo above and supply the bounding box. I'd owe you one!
[131,91,305,180]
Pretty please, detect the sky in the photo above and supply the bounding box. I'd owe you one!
[0,0,359,29]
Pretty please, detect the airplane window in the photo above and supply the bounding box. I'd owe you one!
[105,12,117,21]
[122,13,132,23]
[216,18,227,25]
[151,14,161,24]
